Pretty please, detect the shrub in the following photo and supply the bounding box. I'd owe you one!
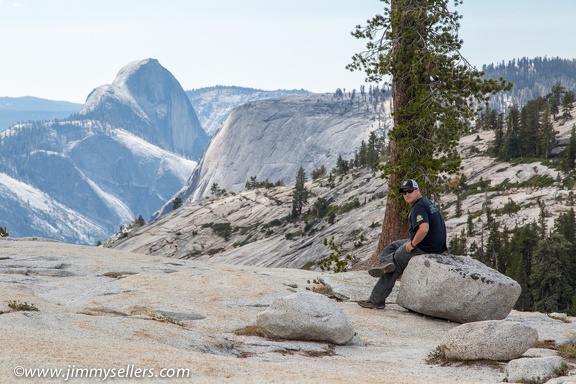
[211,222,232,240]
[6,300,39,312]
[320,236,353,273]
[172,197,183,210]
[285,230,303,240]
[207,248,225,255]
[516,174,555,188]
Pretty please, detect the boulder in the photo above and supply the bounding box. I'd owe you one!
[397,254,521,323]
[507,311,576,347]
[506,356,565,383]
[545,376,576,384]
[440,320,538,361]
[256,291,354,345]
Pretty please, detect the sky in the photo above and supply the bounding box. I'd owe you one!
[1,0,575,104]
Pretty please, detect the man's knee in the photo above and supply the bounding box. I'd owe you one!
[379,251,394,264]
[394,244,413,265]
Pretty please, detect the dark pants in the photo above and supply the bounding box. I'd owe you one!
[369,239,427,305]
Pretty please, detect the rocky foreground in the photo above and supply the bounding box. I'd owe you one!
[1,238,575,383]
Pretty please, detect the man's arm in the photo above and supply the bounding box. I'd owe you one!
[407,222,429,252]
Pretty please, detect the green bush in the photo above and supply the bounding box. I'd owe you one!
[319,236,353,273]
[6,300,39,312]
[516,174,555,188]
[211,222,232,240]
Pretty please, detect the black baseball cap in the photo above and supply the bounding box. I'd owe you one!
[399,179,419,193]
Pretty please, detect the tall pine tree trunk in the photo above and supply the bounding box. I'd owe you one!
[370,0,411,266]
[355,135,408,269]
[376,164,408,258]
[373,99,409,262]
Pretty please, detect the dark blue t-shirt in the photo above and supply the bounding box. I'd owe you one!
[408,196,447,254]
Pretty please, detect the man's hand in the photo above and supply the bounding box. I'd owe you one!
[406,241,415,252]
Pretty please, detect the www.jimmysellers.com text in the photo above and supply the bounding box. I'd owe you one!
[13,365,191,381]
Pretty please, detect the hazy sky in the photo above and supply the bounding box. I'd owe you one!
[1,0,575,103]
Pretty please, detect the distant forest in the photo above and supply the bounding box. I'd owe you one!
[482,56,576,112]
[454,75,576,315]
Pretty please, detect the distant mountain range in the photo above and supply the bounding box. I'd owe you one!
[0,59,359,244]
[186,86,309,136]
[0,96,82,132]
[0,59,203,243]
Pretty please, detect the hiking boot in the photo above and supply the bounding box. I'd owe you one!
[357,300,385,309]
[368,262,395,278]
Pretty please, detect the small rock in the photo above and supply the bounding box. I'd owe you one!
[440,320,538,361]
[256,291,354,345]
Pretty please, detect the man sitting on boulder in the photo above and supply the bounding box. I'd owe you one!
[358,179,448,309]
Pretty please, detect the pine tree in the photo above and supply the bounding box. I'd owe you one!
[468,241,480,260]
[366,131,380,169]
[519,98,543,157]
[561,90,575,119]
[485,109,505,157]
[131,215,145,228]
[555,208,576,244]
[312,197,330,219]
[245,176,258,190]
[311,165,327,180]
[538,106,556,159]
[347,0,512,260]
[477,108,497,132]
[466,214,475,236]
[553,209,576,311]
[454,190,462,218]
[508,223,539,311]
[547,81,564,120]
[291,167,309,218]
[357,141,368,168]
[211,183,223,196]
[496,225,511,274]
[448,229,467,255]
[537,198,548,238]
[483,221,501,269]
[561,125,576,173]
[500,106,522,160]
[530,232,573,313]
[335,155,349,175]
[172,197,183,210]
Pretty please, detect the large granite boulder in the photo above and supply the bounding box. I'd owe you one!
[397,254,521,323]
[256,291,354,345]
[506,356,565,383]
[440,320,538,361]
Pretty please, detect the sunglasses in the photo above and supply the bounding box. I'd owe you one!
[400,189,415,195]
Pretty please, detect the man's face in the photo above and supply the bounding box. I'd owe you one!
[401,188,420,205]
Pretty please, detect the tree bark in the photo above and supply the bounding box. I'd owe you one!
[355,0,411,269]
